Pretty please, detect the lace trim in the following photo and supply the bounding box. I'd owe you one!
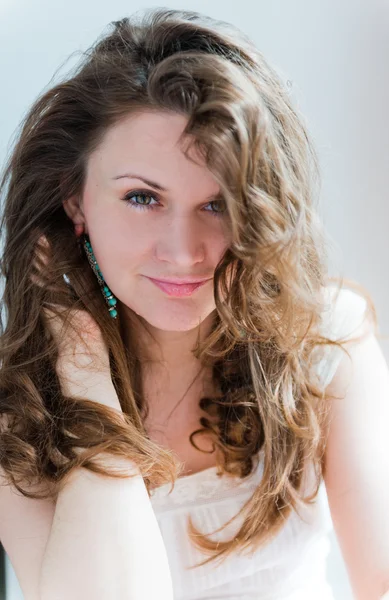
[150,454,265,511]
[149,455,322,515]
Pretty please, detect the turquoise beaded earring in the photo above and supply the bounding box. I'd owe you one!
[75,225,118,319]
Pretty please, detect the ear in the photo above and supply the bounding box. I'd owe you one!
[62,195,87,231]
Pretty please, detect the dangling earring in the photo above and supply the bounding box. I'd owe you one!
[75,225,118,319]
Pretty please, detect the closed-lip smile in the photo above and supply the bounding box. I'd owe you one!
[146,276,212,285]
[145,276,212,297]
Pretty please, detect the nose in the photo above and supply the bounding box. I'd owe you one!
[155,214,206,266]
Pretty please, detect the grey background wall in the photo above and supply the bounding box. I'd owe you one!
[1,1,388,599]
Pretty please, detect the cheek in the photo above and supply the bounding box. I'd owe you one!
[87,204,143,255]
[98,235,146,276]
[213,237,231,265]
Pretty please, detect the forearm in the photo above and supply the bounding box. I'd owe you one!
[39,454,173,600]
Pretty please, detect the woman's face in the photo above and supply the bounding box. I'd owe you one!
[77,110,231,333]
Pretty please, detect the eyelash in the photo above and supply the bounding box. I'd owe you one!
[121,189,226,218]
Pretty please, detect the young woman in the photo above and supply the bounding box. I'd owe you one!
[0,8,388,600]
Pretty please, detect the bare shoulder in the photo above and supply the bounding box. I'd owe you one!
[322,306,389,598]
[0,436,56,600]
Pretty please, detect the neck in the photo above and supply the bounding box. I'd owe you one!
[119,308,219,411]
[121,307,216,372]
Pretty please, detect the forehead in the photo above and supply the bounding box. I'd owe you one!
[88,110,220,192]
[102,110,190,150]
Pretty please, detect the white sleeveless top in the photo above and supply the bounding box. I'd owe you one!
[149,285,368,600]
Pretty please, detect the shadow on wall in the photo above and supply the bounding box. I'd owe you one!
[3,549,22,600]
[0,544,6,600]
[326,529,353,600]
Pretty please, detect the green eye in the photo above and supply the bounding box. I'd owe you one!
[121,190,227,218]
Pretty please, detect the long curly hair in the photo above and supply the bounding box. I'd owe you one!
[0,7,377,567]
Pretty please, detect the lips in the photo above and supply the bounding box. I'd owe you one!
[146,277,210,297]
[148,277,211,284]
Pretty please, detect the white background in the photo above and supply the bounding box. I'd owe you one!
[1,1,388,598]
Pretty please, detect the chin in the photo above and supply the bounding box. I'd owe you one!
[121,297,216,332]
[142,310,214,332]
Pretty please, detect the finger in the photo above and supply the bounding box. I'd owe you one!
[31,235,51,288]
[31,236,69,294]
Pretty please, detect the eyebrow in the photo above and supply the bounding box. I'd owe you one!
[111,172,223,201]
[111,173,167,191]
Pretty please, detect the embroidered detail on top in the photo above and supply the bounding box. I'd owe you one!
[150,453,265,511]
